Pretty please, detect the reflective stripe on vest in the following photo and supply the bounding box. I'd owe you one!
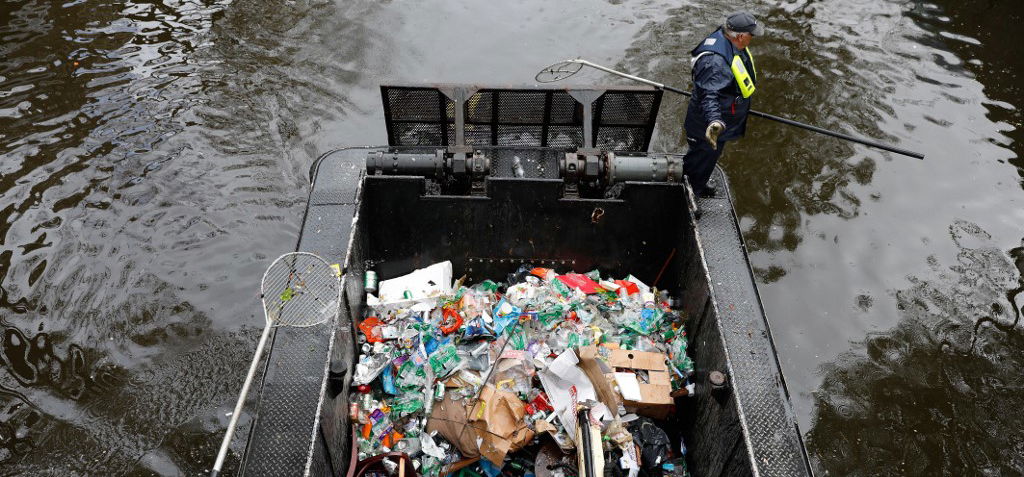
[731,47,756,98]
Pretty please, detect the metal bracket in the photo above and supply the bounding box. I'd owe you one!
[567,90,606,149]
[438,86,479,149]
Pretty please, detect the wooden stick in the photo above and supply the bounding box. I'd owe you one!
[653,247,677,288]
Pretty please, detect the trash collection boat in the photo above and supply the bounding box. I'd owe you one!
[234,84,814,476]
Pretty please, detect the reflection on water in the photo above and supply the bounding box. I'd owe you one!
[807,222,1024,474]
[0,0,369,473]
[1,0,1023,474]
[616,0,1024,474]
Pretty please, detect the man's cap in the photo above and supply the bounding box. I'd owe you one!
[726,11,765,36]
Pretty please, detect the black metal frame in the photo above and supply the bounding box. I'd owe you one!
[239,83,811,477]
[380,84,662,152]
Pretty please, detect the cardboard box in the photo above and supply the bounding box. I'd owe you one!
[604,348,674,419]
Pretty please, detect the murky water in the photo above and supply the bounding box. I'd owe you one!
[1,0,1021,474]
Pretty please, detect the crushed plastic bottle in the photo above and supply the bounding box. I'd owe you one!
[512,156,525,178]
[354,349,392,385]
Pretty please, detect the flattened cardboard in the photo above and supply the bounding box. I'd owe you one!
[468,384,535,466]
[425,393,481,459]
[427,385,535,465]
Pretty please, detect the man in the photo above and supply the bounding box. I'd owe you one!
[683,11,764,198]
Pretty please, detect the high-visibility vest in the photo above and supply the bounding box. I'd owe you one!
[691,28,758,98]
[730,48,756,98]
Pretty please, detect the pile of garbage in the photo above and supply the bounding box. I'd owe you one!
[351,261,694,477]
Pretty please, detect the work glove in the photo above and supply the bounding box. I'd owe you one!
[705,120,725,150]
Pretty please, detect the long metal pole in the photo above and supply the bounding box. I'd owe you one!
[211,324,274,477]
[572,59,925,160]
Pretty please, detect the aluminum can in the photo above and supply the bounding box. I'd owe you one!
[364,270,378,294]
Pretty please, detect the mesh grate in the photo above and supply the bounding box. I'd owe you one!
[466,91,494,123]
[595,126,651,152]
[392,123,446,146]
[592,90,660,151]
[381,85,660,152]
[549,91,580,124]
[385,88,445,121]
[495,125,544,147]
[496,90,547,123]
[595,91,657,125]
[465,124,492,146]
[547,126,584,149]
[383,87,454,147]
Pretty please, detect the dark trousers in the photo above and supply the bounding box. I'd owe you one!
[683,135,727,196]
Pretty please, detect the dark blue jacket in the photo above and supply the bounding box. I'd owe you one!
[683,28,756,142]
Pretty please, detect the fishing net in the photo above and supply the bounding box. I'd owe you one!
[535,59,584,83]
[261,252,340,327]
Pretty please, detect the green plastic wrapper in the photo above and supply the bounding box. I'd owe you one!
[477,280,499,292]
[625,307,664,335]
[551,278,572,297]
[428,343,461,376]
[538,305,564,330]
[618,333,638,350]
[396,360,426,392]
[509,330,527,350]
[669,336,695,375]
[390,395,424,416]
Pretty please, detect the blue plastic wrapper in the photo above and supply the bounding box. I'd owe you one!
[492,298,520,335]
[381,364,398,395]
[626,307,663,335]
[479,459,502,477]
[462,316,495,340]
[423,333,440,355]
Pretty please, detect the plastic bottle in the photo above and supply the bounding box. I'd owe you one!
[354,349,391,385]
[512,156,525,178]
[364,270,378,294]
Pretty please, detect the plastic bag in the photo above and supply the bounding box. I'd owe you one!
[626,417,671,476]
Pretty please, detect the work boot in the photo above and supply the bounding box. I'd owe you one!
[699,184,717,198]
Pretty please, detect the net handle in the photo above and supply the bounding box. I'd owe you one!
[536,58,926,159]
[212,252,341,476]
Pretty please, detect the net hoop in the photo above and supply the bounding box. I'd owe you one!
[260,252,341,328]
[535,59,584,83]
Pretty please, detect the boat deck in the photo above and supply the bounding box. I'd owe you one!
[238,148,812,476]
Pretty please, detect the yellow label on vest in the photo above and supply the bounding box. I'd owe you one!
[730,49,756,98]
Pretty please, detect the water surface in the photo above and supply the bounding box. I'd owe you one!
[1,0,1021,474]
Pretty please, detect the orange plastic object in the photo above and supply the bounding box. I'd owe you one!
[358,317,384,343]
[381,431,404,448]
[439,306,463,335]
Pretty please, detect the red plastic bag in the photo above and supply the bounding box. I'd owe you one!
[556,273,601,294]
[531,392,555,412]
[614,280,640,295]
